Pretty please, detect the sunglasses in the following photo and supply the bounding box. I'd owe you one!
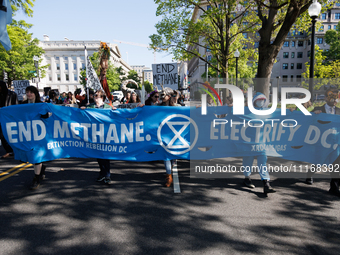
[171,95,177,97]
[154,96,159,98]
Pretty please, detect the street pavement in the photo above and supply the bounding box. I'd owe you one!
[0,145,339,255]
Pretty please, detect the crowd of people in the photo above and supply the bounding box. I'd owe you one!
[0,80,339,198]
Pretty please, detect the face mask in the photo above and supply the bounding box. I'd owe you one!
[255,100,265,108]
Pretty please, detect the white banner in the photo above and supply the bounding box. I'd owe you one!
[13,80,30,101]
[85,49,102,92]
[152,63,178,90]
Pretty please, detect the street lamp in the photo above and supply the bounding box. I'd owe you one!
[234,49,240,87]
[308,0,321,100]
[33,55,39,88]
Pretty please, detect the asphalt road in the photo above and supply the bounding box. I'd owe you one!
[0,145,339,255]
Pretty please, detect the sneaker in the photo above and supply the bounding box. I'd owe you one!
[243,178,255,189]
[164,174,173,187]
[30,176,40,190]
[96,176,106,182]
[103,177,111,185]
[263,180,276,194]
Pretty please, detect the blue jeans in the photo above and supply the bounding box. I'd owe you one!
[242,155,270,181]
[164,160,176,174]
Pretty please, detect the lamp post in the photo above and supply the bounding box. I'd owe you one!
[33,55,39,88]
[308,0,321,100]
[234,49,240,88]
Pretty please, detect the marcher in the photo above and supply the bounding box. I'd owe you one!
[242,92,276,195]
[46,90,60,104]
[307,88,340,197]
[64,91,76,104]
[0,81,19,158]
[121,91,131,104]
[21,86,47,189]
[159,91,171,106]
[130,91,141,103]
[81,90,116,184]
[170,90,181,106]
[145,91,159,105]
[79,89,95,107]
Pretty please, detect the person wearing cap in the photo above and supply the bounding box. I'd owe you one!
[242,92,276,195]
[307,88,340,197]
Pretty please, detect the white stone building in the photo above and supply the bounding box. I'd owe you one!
[131,65,153,83]
[38,36,132,93]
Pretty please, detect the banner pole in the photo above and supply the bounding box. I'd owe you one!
[85,46,89,105]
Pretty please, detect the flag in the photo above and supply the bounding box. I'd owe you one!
[85,47,103,92]
[0,0,12,51]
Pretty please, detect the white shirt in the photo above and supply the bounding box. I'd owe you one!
[325,103,336,114]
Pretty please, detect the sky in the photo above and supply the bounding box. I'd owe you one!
[14,0,174,68]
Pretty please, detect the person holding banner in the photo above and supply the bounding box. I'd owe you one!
[170,90,181,106]
[120,91,131,104]
[82,90,116,184]
[242,92,276,195]
[0,81,18,158]
[21,86,47,189]
[308,88,340,197]
[145,91,159,106]
[130,91,141,103]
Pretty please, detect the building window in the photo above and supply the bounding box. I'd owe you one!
[321,13,326,20]
[298,41,304,47]
[56,63,60,70]
[57,74,60,81]
[317,37,323,44]
[72,56,77,60]
[243,33,248,39]
[55,56,59,60]
[334,25,337,30]
[282,63,288,69]
[65,63,68,70]
[283,41,289,47]
[308,39,311,45]
[319,25,324,32]
[74,74,78,81]
[328,25,331,30]
[73,63,77,70]
[291,52,295,58]
[297,52,303,58]
[291,63,294,69]
[48,65,51,70]
[282,75,288,82]
[308,51,311,57]
[283,52,289,58]
[291,75,294,82]
[81,63,85,69]
[64,57,68,61]
[49,76,52,82]
[297,75,302,82]
[65,74,69,81]
[335,13,340,19]
[291,41,295,47]
[255,42,259,48]
[297,63,302,69]
[207,5,211,10]
[298,31,304,35]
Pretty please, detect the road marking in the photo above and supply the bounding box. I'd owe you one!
[172,160,181,193]
[0,163,28,176]
[0,163,33,182]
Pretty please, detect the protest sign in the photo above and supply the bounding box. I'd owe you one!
[152,63,178,90]
[13,80,30,101]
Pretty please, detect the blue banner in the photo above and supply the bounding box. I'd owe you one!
[0,103,340,164]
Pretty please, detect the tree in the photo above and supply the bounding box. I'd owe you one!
[254,0,334,97]
[11,0,35,17]
[150,0,259,83]
[0,20,47,86]
[324,21,340,62]
[127,70,140,84]
[143,80,154,93]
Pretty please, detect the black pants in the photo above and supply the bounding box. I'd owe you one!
[97,159,111,178]
[0,124,13,154]
[330,155,340,191]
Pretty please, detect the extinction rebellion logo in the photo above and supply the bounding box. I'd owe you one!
[157,114,198,155]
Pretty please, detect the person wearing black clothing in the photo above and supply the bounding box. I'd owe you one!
[79,89,95,107]
[0,81,18,158]
[22,86,47,190]
[145,91,159,106]
[308,88,340,197]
